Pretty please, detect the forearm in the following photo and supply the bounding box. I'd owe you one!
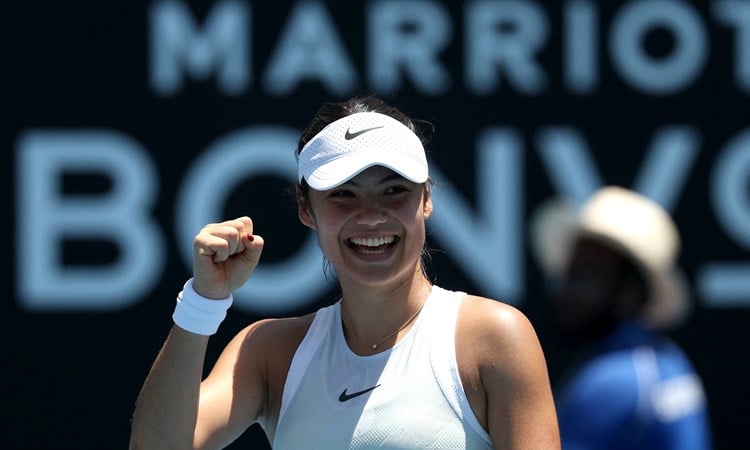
[130,325,210,450]
[130,217,262,449]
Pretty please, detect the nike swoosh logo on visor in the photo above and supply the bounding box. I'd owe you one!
[344,126,384,140]
[338,384,381,402]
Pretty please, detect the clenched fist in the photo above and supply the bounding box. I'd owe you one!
[192,217,264,299]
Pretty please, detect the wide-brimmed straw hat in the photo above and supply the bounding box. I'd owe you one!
[530,186,690,329]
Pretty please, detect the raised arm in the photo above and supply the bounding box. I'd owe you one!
[129,217,264,450]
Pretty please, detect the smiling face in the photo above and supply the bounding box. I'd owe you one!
[298,166,433,288]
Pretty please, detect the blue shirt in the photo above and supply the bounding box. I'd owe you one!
[556,322,712,450]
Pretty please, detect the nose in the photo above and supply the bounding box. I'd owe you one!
[355,200,388,226]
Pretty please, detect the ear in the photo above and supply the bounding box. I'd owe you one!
[297,186,316,229]
[422,188,434,219]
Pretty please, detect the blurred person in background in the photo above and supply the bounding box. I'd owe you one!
[530,186,712,450]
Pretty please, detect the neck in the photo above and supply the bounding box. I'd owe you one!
[338,272,432,353]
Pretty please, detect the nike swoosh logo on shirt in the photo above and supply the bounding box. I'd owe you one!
[338,384,381,402]
[344,126,384,140]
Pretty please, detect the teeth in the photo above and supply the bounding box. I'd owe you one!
[350,235,396,247]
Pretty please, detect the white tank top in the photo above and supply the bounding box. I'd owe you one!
[263,285,493,449]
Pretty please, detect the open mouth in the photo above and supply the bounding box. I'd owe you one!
[348,235,399,254]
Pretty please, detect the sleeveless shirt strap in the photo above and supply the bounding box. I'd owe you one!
[428,287,494,447]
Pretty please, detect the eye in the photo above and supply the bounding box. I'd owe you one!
[328,189,354,198]
[384,185,410,195]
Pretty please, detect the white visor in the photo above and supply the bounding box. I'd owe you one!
[298,112,428,190]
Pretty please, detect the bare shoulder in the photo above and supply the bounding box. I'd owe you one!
[456,295,560,448]
[457,294,540,356]
[208,312,317,423]
[197,312,317,444]
[455,294,545,398]
[227,312,316,378]
[209,312,316,378]
[234,313,316,349]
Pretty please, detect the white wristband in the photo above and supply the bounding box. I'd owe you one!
[172,278,233,336]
